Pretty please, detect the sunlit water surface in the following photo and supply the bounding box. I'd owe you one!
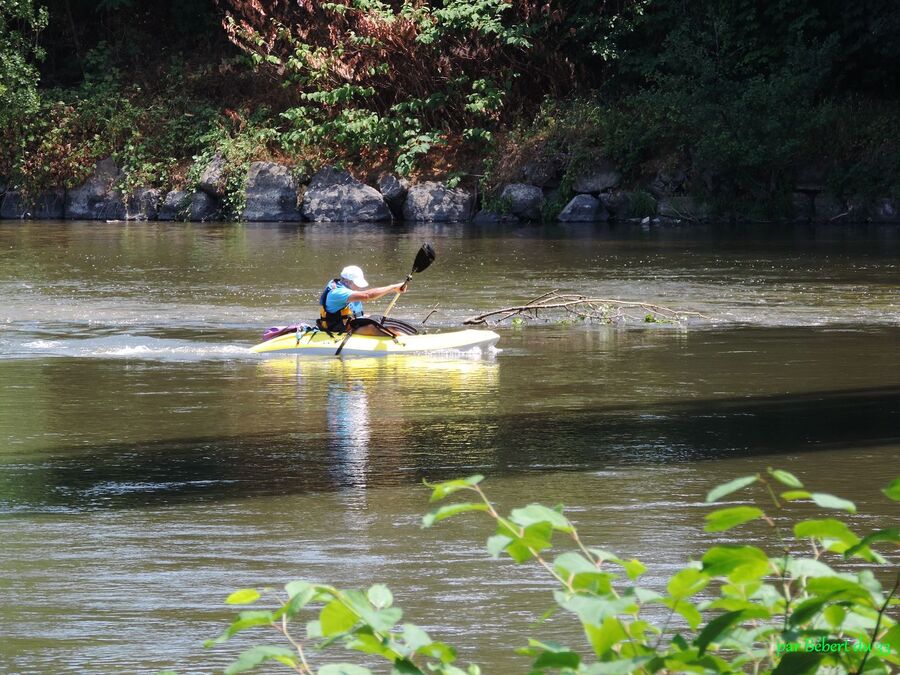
[1,221,898,673]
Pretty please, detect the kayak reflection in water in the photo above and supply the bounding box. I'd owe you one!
[317,265,407,334]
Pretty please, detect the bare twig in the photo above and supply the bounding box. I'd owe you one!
[421,303,439,325]
[278,613,312,674]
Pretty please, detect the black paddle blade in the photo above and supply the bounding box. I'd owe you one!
[412,243,435,274]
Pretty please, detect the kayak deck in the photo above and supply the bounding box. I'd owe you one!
[250,328,500,356]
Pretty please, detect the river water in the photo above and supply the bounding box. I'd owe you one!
[0,221,897,673]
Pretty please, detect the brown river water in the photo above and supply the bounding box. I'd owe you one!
[0,221,897,673]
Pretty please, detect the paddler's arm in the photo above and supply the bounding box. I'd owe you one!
[348,282,406,303]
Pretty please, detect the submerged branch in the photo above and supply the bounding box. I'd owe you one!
[463,292,709,326]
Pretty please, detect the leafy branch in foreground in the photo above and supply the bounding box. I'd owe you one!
[197,470,898,674]
[200,580,478,675]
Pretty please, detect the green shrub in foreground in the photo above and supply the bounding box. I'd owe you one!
[196,470,899,674]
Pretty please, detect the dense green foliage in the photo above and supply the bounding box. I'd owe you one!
[1,0,899,213]
[218,0,645,175]
[196,470,898,674]
[0,0,47,164]
[610,1,900,214]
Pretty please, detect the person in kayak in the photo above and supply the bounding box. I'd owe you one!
[317,265,406,333]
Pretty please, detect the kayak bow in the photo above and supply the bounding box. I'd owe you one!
[250,328,500,357]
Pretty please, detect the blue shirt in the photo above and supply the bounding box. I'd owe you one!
[325,282,363,316]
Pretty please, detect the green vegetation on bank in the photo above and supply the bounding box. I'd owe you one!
[2,0,900,217]
[190,470,899,674]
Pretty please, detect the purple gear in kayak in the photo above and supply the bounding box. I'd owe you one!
[263,325,299,341]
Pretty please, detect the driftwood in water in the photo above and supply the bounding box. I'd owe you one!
[463,291,708,326]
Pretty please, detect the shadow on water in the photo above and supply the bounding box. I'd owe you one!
[3,385,897,512]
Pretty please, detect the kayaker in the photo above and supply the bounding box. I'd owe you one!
[317,265,406,333]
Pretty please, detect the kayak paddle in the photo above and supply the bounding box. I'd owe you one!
[381,242,435,323]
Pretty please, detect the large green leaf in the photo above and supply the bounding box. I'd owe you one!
[283,581,318,619]
[705,475,758,502]
[554,552,615,593]
[401,623,432,651]
[367,584,393,609]
[584,616,626,656]
[486,534,513,558]
[810,492,857,513]
[701,546,770,582]
[781,490,812,501]
[845,528,900,557]
[667,568,709,601]
[633,586,664,603]
[806,577,877,606]
[704,506,764,532]
[337,589,402,634]
[226,589,261,605]
[780,557,839,578]
[421,502,489,528]
[663,597,704,630]
[285,580,314,599]
[520,638,571,654]
[882,477,900,501]
[320,598,359,636]
[794,519,858,545]
[509,504,573,533]
[622,558,647,581]
[788,595,833,626]
[424,475,484,502]
[206,610,275,646]
[793,519,885,561]
[369,608,403,633]
[823,604,846,628]
[767,468,804,488]
[694,610,747,655]
[555,591,638,625]
[587,548,623,563]
[225,646,298,674]
[533,649,581,669]
[882,623,900,649]
[387,659,423,675]
[346,632,400,660]
[584,548,645,579]
[498,521,553,563]
[416,641,456,664]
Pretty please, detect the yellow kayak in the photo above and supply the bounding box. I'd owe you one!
[250,328,500,356]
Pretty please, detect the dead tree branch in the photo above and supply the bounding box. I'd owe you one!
[463,292,709,326]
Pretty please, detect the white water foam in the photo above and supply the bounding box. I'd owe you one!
[92,343,249,358]
[23,340,63,349]
[16,335,253,361]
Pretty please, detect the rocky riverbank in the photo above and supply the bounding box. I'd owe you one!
[2,157,898,224]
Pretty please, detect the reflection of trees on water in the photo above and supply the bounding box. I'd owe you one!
[7,360,897,510]
[2,356,502,510]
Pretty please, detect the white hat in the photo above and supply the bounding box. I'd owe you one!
[340,265,369,288]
